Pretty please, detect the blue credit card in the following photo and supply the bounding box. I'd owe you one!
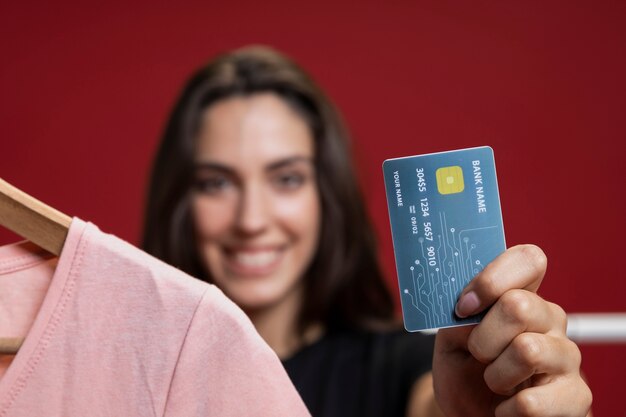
[383,146,506,331]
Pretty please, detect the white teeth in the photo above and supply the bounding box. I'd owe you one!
[232,250,279,267]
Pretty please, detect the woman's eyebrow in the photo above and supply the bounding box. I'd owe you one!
[194,161,235,175]
[194,156,313,174]
[266,156,314,171]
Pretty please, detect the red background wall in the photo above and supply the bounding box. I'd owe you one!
[1,1,624,414]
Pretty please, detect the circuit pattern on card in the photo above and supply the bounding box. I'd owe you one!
[403,212,500,329]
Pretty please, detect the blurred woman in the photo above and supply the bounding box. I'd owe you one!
[143,46,591,417]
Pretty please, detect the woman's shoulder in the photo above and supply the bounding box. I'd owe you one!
[326,326,434,353]
[352,327,435,378]
[283,326,435,382]
[282,327,435,417]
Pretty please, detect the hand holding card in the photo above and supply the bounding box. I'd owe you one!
[384,147,592,416]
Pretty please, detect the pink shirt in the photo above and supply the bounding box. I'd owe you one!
[0,218,310,416]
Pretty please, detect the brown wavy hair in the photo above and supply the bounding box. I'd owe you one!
[142,45,394,334]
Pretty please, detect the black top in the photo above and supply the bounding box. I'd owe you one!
[282,329,435,417]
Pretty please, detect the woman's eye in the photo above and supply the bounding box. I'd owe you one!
[273,172,306,190]
[195,175,233,194]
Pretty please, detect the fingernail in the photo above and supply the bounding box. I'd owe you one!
[455,291,480,318]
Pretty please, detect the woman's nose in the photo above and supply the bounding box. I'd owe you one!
[234,183,270,235]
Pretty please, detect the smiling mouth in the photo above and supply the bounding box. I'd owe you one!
[224,248,284,276]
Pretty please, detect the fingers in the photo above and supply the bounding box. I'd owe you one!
[463,288,591,416]
[467,290,567,363]
[495,375,593,417]
[435,325,474,353]
[443,243,593,416]
[456,244,548,318]
[483,333,581,395]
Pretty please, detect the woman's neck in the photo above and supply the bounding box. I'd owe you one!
[246,285,322,360]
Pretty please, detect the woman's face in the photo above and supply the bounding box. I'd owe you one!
[191,93,321,312]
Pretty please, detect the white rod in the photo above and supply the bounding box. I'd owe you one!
[566,313,626,343]
[419,313,626,344]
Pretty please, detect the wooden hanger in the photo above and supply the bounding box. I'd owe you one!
[0,177,72,355]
